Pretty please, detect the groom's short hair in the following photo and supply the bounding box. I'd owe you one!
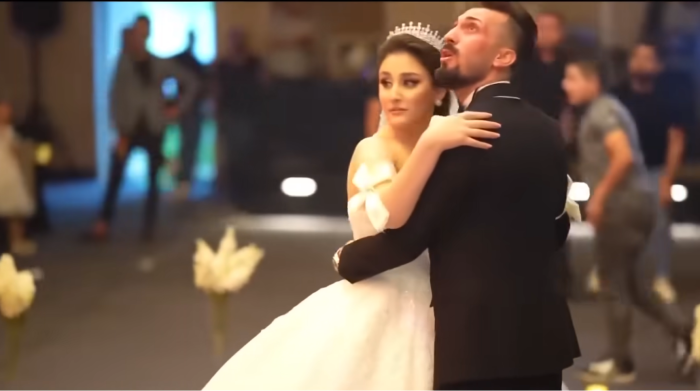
[479,2,538,64]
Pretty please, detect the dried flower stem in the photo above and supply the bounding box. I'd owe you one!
[2,314,26,384]
[209,292,228,359]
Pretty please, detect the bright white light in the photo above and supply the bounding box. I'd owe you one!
[569,182,687,203]
[281,177,317,197]
[570,182,590,202]
[586,384,609,391]
[671,184,688,202]
[143,2,217,63]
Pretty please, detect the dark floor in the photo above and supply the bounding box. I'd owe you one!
[1,183,699,390]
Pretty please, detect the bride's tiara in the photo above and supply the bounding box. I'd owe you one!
[386,22,444,51]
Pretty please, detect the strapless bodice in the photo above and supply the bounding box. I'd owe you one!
[346,162,430,280]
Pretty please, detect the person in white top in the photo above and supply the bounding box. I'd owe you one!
[0,99,36,255]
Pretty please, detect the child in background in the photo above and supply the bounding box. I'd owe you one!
[0,99,36,255]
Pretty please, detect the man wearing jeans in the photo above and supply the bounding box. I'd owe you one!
[89,15,198,242]
[562,59,694,384]
[612,40,689,303]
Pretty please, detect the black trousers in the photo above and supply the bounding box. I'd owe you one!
[439,372,562,390]
[0,219,9,254]
[556,244,573,297]
[99,126,164,237]
[218,113,263,207]
[28,165,51,234]
[177,103,203,183]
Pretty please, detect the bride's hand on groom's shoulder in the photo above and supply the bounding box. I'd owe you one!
[419,111,501,153]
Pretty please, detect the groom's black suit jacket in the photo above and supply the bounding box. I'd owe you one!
[338,82,580,388]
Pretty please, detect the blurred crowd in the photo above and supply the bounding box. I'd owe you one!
[520,11,695,305]
[0,4,697,236]
[0,2,698,387]
[518,11,697,383]
[0,4,697,245]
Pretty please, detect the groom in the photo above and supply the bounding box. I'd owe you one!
[336,2,579,390]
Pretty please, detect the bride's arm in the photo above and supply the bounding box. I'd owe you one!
[348,113,500,229]
[348,137,442,230]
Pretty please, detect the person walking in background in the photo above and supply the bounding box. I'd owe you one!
[612,39,689,304]
[172,31,207,201]
[87,15,199,242]
[519,10,574,297]
[517,11,569,120]
[562,59,696,384]
[212,28,265,210]
[0,99,36,255]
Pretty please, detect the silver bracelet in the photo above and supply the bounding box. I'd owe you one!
[333,248,341,272]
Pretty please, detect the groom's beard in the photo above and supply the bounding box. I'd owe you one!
[434,67,479,89]
[434,63,490,90]
[434,42,488,90]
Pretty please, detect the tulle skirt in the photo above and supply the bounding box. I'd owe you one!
[204,259,435,390]
[0,149,35,217]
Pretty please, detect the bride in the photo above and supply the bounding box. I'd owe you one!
[204,25,502,390]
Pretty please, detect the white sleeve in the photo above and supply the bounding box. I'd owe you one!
[347,161,396,232]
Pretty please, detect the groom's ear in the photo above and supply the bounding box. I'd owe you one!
[493,48,517,69]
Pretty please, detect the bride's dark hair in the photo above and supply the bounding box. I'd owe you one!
[377,34,451,117]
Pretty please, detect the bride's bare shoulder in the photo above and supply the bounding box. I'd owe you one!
[352,135,393,162]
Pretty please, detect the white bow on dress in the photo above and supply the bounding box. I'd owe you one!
[347,163,395,233]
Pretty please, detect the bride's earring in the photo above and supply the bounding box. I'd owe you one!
[435,99,442,106]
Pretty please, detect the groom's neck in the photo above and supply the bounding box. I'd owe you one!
[455,72,511,106]
[454,86,476,106]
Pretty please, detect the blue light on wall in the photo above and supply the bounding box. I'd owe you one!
[93,1,216,189]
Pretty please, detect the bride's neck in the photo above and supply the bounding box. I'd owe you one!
[385,116,431,148]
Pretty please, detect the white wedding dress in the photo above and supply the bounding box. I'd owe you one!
[203,160,570,390]
[204,162,436,390]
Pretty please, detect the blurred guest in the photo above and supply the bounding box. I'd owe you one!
[663,2,700,36]
[0,99,36,255]
[172,31,207,200]
[563,59,695,383]
[15,104,54,236]
[522,11,573,297]
[612,40,689,304]
[516,11,568,120]
[267,2,316,80]
[564,26,600,58]
[212,28,265,209]
[88,15,199,242]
